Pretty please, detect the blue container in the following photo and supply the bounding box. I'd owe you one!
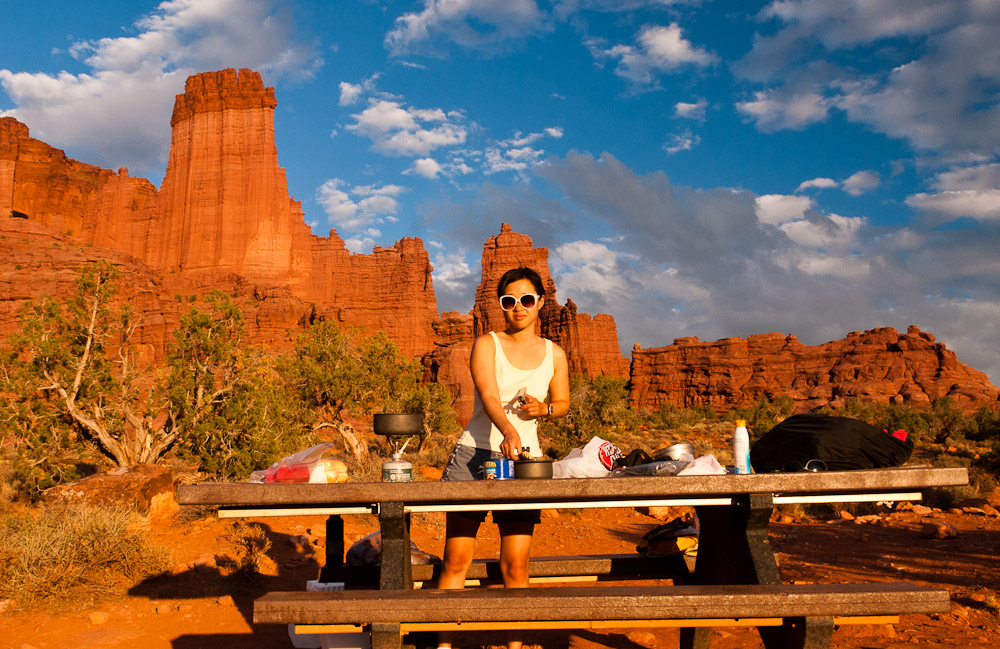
[482,459,514,480]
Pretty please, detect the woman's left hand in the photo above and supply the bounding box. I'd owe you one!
[520,394,549,418]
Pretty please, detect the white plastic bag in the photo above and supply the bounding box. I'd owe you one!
[677,453,726,476]
[552,436,623,478]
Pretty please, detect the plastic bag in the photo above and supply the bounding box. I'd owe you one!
[248,443,348,484]
[552,436,623,479]
[677,453,726,476]
[612,459,690,477]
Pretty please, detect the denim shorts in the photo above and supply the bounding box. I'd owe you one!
[440,444,540,526]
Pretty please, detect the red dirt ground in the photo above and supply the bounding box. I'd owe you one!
[3,494,999,649]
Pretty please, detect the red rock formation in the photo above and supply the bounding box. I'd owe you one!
[628,326,1000,412]
[1,69,439,358]
[0,116,114,235]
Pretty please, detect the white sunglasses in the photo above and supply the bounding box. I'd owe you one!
[499,293,540,311]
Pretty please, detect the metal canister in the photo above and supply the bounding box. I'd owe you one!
[382,452,413,482]
[482,459,514,480]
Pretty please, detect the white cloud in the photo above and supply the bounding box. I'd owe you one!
[841,170,881,196]
[339,74,379,106]
[755,194,813,225]
[409,157,444,178]
[932,163,1000,191]
[0,0,321,177]
[674,99,707,120]
[778,212,865,249]
[796,177,838,192]
[905,189,1000,221]
[346,99,467,157]
[385,0,548,55]
[483,127,564,176]
[315,179,407,234]
[737,1,1000,157]
[600,23,717,86]
[431,250,475,294]
[737,89,830,131]
[663,130,700,154]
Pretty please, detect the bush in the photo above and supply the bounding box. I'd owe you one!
[731,396,795,439]
[0,504,170,611]
[539,375,638,458]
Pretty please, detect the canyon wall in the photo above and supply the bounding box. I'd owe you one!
[4,67,996,425]
[628,326,1000,413]
[1,69,437,358]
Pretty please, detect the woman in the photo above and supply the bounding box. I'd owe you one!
[436,267,570,649]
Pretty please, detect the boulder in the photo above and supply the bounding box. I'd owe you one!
[41,464,176,519]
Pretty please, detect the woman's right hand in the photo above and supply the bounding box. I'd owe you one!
[500,430,523,459]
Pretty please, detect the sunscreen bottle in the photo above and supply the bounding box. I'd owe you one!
[733,419,751,474]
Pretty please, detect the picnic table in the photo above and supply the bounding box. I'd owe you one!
[178,465,967,649]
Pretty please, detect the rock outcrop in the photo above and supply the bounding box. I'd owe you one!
[628,326,1000,412]
[1,69,438,357]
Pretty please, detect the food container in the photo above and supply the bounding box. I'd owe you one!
[514,458,553,479]
[373,413,424,436]
[482,459,515,480]
[653,442,694,461]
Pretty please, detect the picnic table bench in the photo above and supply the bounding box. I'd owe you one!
[178,465,967,649]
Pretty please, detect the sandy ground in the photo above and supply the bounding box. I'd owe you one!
[3,497,999,649]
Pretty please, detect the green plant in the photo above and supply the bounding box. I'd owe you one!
[731,396,796,439]
[228,520,272,576]
[539,375,639,458]
[3,260,174,471]
[0,503,170,611]
[285,322,458,462]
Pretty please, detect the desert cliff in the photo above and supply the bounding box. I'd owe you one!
[2,68,997,423]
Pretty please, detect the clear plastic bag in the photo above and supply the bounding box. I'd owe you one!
[248,443,349,484]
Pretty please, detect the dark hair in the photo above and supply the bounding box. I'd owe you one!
[497,267,545,298]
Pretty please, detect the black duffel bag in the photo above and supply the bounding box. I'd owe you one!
[749,413,914,473]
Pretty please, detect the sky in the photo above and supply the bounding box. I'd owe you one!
[3,0,1000,383]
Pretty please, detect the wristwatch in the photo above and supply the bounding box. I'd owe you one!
[547,403,554,416]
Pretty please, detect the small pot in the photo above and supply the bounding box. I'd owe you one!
[514,458,553,479]
[373,413,424,436]
[653,442,694,461]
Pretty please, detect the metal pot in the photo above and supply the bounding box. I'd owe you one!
[653,442,694,461]
[514,458,553,479]
[373,413,424,436]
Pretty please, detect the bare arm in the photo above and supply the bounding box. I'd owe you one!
[520,343,570,420]
[469,334,522,458]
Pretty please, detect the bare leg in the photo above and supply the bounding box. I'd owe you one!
[498,520,535,649]
[436,512,481,648]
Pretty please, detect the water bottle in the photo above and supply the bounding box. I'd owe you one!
[381,451,413,482]
[733,419,751,474]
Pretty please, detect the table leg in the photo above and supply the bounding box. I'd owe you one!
[371,623,402,649]
[318,514,345,583]
[378,501,413,590]
[681,494,781,649]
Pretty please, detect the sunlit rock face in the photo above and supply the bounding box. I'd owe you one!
[4,70,994,424]
[628,326,1000,412]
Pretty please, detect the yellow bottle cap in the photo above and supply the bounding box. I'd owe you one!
[736,419,747,427]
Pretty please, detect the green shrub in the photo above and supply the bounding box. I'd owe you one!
[0,504,170,611]
[539,375,638,458]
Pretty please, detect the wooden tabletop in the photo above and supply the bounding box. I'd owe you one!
[178,466,967,508]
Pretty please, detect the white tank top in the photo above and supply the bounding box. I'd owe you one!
[457,331,554,454]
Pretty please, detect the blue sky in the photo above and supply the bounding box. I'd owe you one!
[3,0,1000,383]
